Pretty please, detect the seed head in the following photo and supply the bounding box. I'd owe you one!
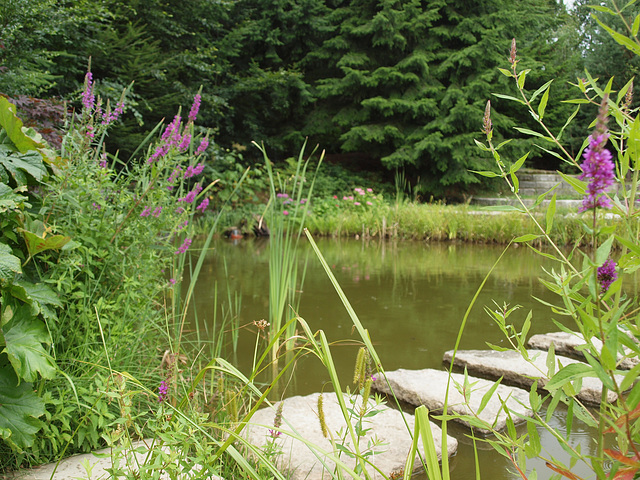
[509,38,517,65]
[482,100,493,138]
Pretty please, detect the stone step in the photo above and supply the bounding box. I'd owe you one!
[443,349,624,405]
[372,368,532,434]
[245,392,458,480]
[518,173,570,183]
[518,180,565,190]
[9,440,222,480]
[528,331,639,370]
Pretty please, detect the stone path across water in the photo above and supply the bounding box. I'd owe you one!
[245,392,458,480]
[528,331,639,370]
[443,349,623,405]
[372,368,533,434]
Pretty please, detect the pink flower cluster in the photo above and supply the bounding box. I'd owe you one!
[340,187,376,207]
[178,184,203,203]
[175,238,192,255]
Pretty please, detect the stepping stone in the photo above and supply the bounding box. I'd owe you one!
[372,368,533,434]
[245,392,458,480]
[9,440,222,480]
[528,331,639,370]
[443,349,623,405]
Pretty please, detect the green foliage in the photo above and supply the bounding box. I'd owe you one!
[461,7,640,478]
[0,97,60,453]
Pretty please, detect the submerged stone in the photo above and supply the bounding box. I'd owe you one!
[443,349,622,405]
[372,368,533,434]
[528,331,639,370]
[245,392,458,480]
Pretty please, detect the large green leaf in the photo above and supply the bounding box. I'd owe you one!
[0,182,28,212]
[0,243,21,285]
[0,97,43,154]
[0,150,48,187]
[18,228,71,257]
[10,281,61,322]
[3,305,56,382]
[0,366,45,451]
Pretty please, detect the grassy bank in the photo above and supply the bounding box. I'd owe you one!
[303,201,624,246]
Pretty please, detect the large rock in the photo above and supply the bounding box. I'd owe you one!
[9,440,222,480]
[245,392,458,480]
[372,368,532,434]
[443,349,622,405]
[528,331,639,370]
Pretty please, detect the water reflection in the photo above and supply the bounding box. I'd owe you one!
[188,237,606,480]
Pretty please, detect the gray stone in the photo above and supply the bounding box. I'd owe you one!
[372,368,533,434]
[8,440,223,480]
[528,331,639,370]
[443,349,622,405]
[245,392,458,480]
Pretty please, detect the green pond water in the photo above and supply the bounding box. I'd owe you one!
[189,237,606,480]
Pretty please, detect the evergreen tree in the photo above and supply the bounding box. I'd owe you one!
[212,0,332,153]
[306,0,578,195]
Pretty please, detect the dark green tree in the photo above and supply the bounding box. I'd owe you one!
[305,0,580,195]
[211,0,332,153]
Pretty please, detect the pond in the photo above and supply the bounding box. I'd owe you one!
[188,236,603,480]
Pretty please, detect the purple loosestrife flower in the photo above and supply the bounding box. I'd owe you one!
[158,381,169,402]
[188,94,201,123]
[179,133,191,152]
[148,144,170,164]
[175,238,192,255]
[167,167,183,187]
[101,101,125,125]
[162,115,181,143]
[579,96,615,212]
[597,259,617,292]
[152,207,162,218]
[196,198,209,213]
[178,184,203,203]
[140,206,152,217]
[184,163,204,178]
[196,137,209,155]
[82,71,95,111]
[268,402,284,439]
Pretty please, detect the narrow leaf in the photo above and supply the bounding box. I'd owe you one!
[538,85,551,120]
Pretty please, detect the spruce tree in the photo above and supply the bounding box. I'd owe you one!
[307,0,578,195]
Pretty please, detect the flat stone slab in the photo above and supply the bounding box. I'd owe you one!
[245,392,458,480]
[8,440,222,480]
[528,331,639,370]
[372,368,532,434]
[443,349,622,405]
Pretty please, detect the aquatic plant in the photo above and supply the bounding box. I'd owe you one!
[467,9,640,478]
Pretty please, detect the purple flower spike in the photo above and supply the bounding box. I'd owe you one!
[179,133,191,152]
[196,137,209,155]
[579,96,615,212]
[196,198,209,213]
[597,258,617,293]
[82,71,95,111]
[188,94,201,123]
[175,238,192,255]
[158,381,169,402]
